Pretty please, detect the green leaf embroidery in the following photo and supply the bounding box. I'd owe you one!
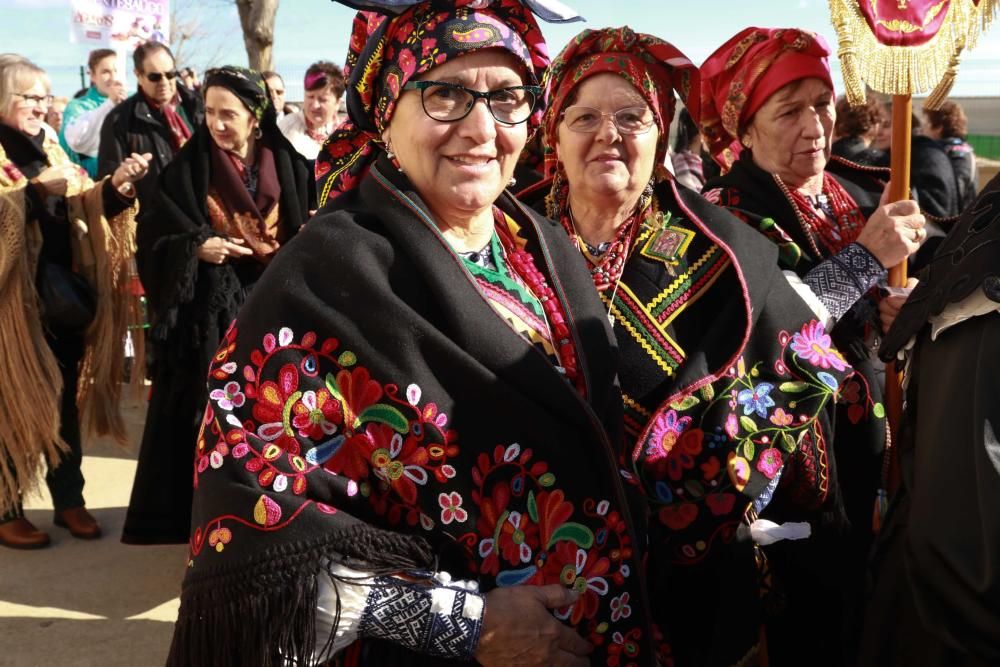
[670,395,700,411]
[538,472,556,487]
[744,440,756,461]
[873,403,886,419]
[547,522,594,549]
[779,381,810,393]
[527,491,539,523]
[739,416,757,433]
[357,404,410,433]
[338,351,357,367]
[779,431,797,453]
[700,383,716,401]
[684,480,705,498]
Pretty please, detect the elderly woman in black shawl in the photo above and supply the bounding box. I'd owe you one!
[520,27,861,666]
[167,3,657,667]
[124,66,314,545]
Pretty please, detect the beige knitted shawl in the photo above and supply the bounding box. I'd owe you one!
[0,131,140,514]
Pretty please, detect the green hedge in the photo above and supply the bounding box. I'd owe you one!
[968,134,1000,160]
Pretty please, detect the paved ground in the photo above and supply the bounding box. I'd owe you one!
[0,393,186,667]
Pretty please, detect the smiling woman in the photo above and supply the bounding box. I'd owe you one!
[166,4,660,667]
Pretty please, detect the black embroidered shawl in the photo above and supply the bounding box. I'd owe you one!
[520,176,859,665]
[167,157,656,666]
[703,155,888,664]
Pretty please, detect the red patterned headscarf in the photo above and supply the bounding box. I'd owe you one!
[316,0,551,207]
[541,26,698,180]
[697,27,834,170]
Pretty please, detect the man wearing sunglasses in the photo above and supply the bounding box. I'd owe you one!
[97,41,204,207]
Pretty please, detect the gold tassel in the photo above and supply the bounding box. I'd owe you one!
[828,0,994,99]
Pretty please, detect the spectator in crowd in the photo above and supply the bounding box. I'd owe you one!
[59,48,126,178]
[832,94,886,166]
[44,96,67,133]
[0,54,150,549]
[670,106,706,190]
[908,112,961,221]
[179,66,200,92]
[262,70,294,118]
[98,41,204,207]
[123,66,313,545]
[277,60,344,161]
[924,100,978,211]
[699,27,926,665]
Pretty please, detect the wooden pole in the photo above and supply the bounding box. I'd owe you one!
[885,94,912,495]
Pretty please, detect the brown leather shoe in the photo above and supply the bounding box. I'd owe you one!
[54,507,102,539]
[0,517,51,549]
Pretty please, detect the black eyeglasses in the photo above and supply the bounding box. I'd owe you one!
[14,93,53,108]
[403,80,540,125]
[561,106,656,135]
[145,70,179,83]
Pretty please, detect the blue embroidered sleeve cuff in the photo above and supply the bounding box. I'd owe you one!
[803,243,886,322]
[357,576,485,660]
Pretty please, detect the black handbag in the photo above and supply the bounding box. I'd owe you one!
[35,259,97,334]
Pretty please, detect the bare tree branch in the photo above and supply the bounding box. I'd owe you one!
[234,0,280,71]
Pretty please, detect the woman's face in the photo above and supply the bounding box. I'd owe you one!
[205,86,257,158]
[555,73,659,206]
[304,84,339,130]
[1,76,49,137]
[384,50,529,228]
[744,77,835,188]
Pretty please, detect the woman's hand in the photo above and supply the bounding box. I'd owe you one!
[856,185,926,269]
[111,152,153,190]
[475,585,592,667]
[32,164,79,197]
[196,236,253,264]
[879,278,919,334]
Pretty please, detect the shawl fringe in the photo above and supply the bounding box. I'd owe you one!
[831,0,999,107]
[168,524,435,667]
[73,180,143,445]
[0,188,66,515]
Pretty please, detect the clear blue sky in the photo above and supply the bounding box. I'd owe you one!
[2,0,998,99]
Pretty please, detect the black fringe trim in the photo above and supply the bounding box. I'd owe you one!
[167,524,436,667]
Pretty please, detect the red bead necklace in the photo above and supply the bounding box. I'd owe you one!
[493,207,584,395]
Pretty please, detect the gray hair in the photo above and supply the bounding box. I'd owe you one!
[0,54,50,119]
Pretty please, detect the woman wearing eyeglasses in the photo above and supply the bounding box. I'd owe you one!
[122,66,314,546]
[277,60,346,162]
[167,4,658,667]
[0,54,150,549]
[521,28,861,665]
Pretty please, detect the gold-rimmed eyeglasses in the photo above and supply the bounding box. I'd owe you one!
[561,105,655,135]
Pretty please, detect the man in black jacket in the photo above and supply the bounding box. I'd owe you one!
[98,42,203,208]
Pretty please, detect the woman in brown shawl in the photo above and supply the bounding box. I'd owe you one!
[0,54,149,549]
[123,66,314,545]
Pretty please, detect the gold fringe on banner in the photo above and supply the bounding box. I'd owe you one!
[829,0,999,106]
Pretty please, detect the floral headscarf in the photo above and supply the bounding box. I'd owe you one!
[316,0,554,207]
[697,27,834,170]
[203,66,276,129]
[540,26,698,181]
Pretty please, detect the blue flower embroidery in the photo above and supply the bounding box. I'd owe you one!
[737,383,775,419]
[817,372,839,391]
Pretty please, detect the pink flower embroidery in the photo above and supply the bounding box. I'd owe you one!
[756,448,783,479]
[610,592,632,622]
[209,381,245,411]
[791,321,847,371]
[645,409,692,461]
[438,492,467,525]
